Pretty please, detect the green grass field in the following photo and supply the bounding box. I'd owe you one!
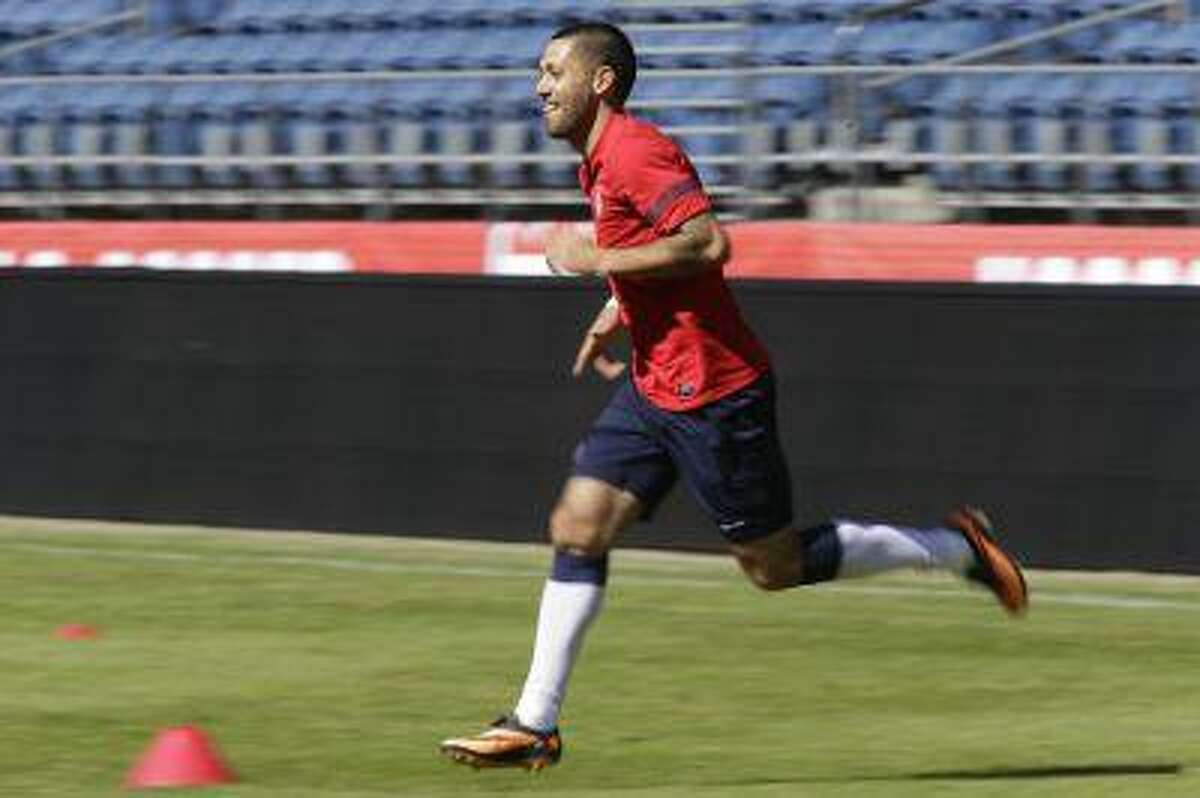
[2,515,1197,797]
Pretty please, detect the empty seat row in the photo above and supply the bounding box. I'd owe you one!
[204,0,611,33]
[0,0,123,39]
[37,17,1192,79]
[2,71,1197,194]
[755,0,1152,23]
[37,28,558,75]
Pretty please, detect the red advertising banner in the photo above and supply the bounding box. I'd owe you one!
[4,220,1200,285]
[0,221,485,274]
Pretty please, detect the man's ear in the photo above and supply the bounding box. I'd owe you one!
[592,64,616,99]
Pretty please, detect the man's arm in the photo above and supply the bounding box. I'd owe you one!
[546,212,730,279]
[572,296,627,380]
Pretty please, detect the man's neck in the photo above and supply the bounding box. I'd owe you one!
[573,103,615,157]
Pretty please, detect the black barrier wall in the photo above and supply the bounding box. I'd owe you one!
[2,270,1199,573]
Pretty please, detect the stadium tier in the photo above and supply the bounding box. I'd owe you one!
[0,0,1198,211]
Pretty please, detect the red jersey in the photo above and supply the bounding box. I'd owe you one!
[578,109,770,411]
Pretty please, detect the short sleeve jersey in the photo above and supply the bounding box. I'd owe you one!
[578,110,770,412]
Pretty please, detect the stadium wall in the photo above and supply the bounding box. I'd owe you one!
[6,220,1200,284]
[2,270,1199,573]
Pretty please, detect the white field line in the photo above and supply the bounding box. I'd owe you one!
[6,541,727,589]
[8,540,1199,613]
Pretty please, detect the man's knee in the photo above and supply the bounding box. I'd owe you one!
[549,502,610,558]
[548,477,642,557]
[731,526,806,591]
[736,554,803,591]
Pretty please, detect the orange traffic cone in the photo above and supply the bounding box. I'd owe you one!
[124,726,238,789]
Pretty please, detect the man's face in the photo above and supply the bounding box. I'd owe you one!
[535,37,598,140]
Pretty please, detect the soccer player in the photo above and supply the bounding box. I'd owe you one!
[440,21,1027,771]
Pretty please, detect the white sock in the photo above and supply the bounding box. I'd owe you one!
[834,520,975,579]
[513,579,604,732]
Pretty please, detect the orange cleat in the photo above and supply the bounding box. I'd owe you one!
[440,715,562,771]
[946,506,1029,616]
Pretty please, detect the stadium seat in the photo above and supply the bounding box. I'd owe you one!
[1075,75,1134,191]
[218,0,286,34]
[917,76,987,190]
[753,24,842,66]
[632,28,746,70]
[1103,19,1181,62]
[371,80,437,188]
[0,110,13,191]
[102,84,159,188]
[752,1,873,23]
[969,75,1032,190]
[0,85,43,189]
[1026,75,1092,191]
[57,84,118,189]
[188,82,260,188]
[842,20,999,66]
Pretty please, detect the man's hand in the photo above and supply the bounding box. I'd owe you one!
[546,225,601,276]
[572,298,626,380]
[546,213,729,280]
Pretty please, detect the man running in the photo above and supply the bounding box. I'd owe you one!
[440,21,1027,772]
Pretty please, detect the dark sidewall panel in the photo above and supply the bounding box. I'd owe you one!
[2,270,1198,573]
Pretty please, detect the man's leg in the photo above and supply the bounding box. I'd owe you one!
[729,507,1028,615]
[440,476,643,770]
[513,476,643,731]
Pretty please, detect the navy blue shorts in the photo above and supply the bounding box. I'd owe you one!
[571,372,793,542]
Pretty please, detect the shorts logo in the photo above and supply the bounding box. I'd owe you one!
[591,190,605,219]
[677,383,696,399]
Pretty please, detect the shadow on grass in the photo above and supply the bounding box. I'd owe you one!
[704,762,1185,790]
[906,762,1184,781]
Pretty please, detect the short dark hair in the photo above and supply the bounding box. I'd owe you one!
[550,21,637,107]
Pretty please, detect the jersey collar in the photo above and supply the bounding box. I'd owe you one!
[581,107,626,188]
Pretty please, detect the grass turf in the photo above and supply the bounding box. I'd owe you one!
[1,515,1197,797]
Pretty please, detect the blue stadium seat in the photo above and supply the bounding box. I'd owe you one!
[154,84,216,189]
[1026,75,1091,191]
[218,0,287,33]
[1132,74,1195,191]
[1104,19,1181,62]
[1077,75,1139,191]
[844,22,928,65]
[58,83,124,188]
[754,24,842,66]
[100,35,176,74]
[476,26,554,69]
[612,0,729,24]
[750,74,828,187]
[374,82,430,188]
[1166,21,1200,62]
[968,75,1033,190]
[186,82,264,188]
[289,81,379,188]
[917,76,991,190]
[486,77,537,188]
[754,1,873,23]
[354,29,426,71]
[6,3,57,38]
[0,85,42,189]
[633,28,745,69]
[103,84,161,188]
[334,0,406,30]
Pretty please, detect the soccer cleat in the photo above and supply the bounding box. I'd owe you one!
[440,715,562,771]
[946,506,1029,616]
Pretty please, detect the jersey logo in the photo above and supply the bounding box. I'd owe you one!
[591,189,605,219]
